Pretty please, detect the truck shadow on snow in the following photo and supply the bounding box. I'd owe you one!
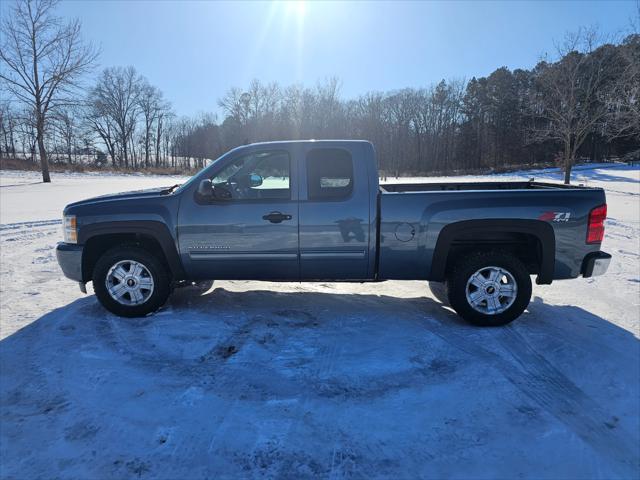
[1,288,639,478]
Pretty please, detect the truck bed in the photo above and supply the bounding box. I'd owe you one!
[380,180,590,192]
[377,180,606,282]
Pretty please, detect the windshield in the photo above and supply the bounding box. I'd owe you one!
[173,154,227,194]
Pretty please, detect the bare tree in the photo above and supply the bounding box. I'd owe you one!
[154,102,172,168]
[602,34,640,142]
[15,108,38,162]
[136,82,172,169]
[0,102,19,158]
[529,29,617,183]
[138,81,159,168]
[0,0,97,182]
[50,106,79,163]
[85,98,118,167]
[218,87,251,127]
[90,66,143,168]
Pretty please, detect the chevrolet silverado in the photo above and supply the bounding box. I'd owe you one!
[56,140,611,326]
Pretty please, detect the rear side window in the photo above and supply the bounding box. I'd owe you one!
[306,148,353,200]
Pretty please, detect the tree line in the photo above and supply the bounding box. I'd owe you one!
[1,0,638,183]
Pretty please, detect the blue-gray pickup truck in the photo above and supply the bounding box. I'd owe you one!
[56,140,611,326]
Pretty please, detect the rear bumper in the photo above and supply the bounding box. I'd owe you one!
[56,242,84,282]
[581,251,611,278]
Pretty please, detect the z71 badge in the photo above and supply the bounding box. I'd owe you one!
[539,211,571,222]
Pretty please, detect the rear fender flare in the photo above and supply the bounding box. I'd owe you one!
[429,219,555,284]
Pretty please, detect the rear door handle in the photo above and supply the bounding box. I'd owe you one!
[262,211,292,224]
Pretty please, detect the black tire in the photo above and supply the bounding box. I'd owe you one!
[428,281,449,306]
[92,245,171,318]
[447,250,532,327]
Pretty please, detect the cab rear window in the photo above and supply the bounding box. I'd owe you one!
[306,149,353,200]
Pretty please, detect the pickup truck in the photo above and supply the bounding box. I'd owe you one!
[56,140,611,326]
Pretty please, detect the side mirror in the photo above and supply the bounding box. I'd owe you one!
[234,173,263,188]
[249,174,263,188]
[197,179,213,199]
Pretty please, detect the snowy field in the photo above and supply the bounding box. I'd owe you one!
[0,165,638,479]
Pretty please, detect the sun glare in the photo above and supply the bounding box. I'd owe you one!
[284,0,306,19]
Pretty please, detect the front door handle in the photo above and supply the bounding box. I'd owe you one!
[262,211,292,224]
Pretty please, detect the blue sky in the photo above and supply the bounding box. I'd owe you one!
[20,0,638,116]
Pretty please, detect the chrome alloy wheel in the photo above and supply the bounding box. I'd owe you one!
[465,266,517,315]
[105,260,155,306]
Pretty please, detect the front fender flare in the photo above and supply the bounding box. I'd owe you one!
[78,220,186,280]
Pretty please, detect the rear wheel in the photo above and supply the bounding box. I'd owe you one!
[447,251,532,326]
[92,246,171,317]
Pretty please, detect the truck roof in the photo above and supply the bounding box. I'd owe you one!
[232,139,373,148]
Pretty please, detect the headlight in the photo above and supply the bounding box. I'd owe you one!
[63,215,77,243]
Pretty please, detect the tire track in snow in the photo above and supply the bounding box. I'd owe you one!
[604,188,640,197]
[416,312,638,476]
[0,219,61,231]
[497,326,637,469]
[0,181,43,188]
[0,220,61,243]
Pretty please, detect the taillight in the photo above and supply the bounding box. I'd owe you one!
[586,204,607,244]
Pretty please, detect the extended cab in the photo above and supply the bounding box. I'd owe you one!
[56,140,611,326]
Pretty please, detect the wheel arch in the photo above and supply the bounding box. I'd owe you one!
[79,221,186,282]
[429,219,555,284]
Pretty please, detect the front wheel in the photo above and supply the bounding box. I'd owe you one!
[92,246,171,317]
[447,251,532,326]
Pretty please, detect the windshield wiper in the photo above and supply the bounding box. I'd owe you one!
[161,184,181,194]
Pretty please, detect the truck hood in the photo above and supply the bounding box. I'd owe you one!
[65,186,173,209]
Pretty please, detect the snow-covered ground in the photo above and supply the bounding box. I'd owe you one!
[0,166,638,479]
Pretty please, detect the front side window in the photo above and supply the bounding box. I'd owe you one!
[306,148,353,200]
[210,151,290,200]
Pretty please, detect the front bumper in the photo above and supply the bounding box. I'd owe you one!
[581,251,611,278]
[56,242,84,282]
